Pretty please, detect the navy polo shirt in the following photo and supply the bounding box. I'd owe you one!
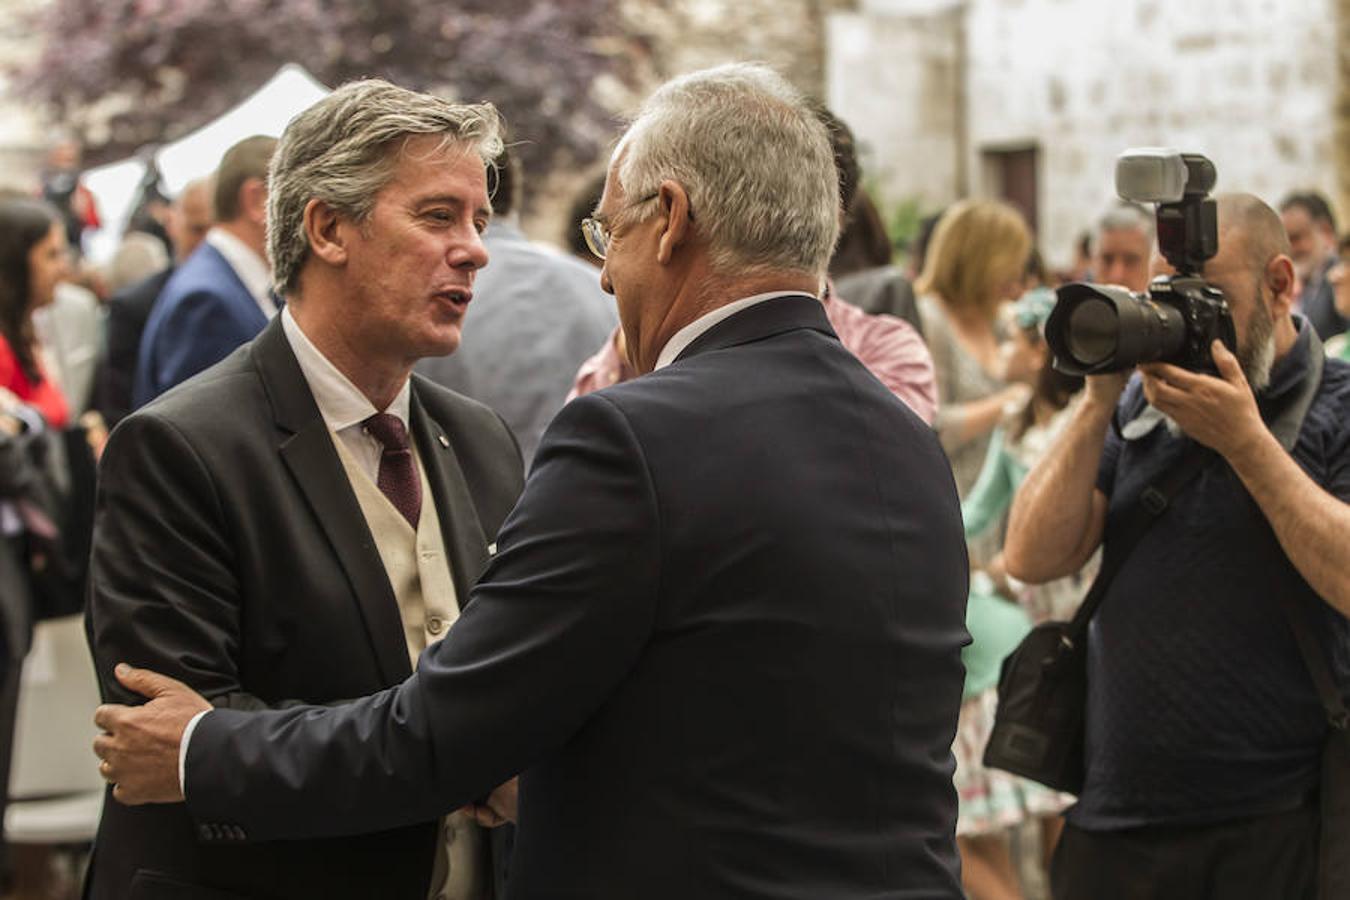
[1071,321,1350,830]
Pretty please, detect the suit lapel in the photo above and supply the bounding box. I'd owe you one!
[253,320,412,683]
[409,386,489,610]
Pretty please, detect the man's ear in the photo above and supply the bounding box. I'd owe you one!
[1266,254,1296,316]
[303,199,347,268]
[655,179,692,265]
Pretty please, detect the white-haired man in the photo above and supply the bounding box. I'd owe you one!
[95,65,969,899]
[85,81,524,899]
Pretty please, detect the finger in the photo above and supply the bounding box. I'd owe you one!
[1145,375,1186,412]
[93,733,114,760]
[1211,340,1246,386]
[467,805,502,828]
[93,704,124,732]
[111,782,140,806]
[98,758,115,782]
[1142,361,1205,389]
[115,663,189,700]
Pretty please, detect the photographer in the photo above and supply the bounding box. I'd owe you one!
[1004,193,1350,899]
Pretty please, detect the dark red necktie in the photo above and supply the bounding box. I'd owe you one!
[364,413,422,528]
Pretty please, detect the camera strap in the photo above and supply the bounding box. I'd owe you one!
[1057,440,1213,655]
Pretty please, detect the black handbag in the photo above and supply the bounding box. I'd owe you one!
[23,423,97,621]
[982,442,1213,793]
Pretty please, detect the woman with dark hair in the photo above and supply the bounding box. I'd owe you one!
[0,199,72,428]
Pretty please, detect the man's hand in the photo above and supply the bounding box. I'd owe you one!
[462,777,518,828]
[92,664,211,806]
[1084,369,1132,412]
[1139,340,1265,461]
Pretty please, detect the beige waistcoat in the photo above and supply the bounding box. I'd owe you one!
[332,434,487,900]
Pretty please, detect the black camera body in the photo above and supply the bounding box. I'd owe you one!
[1045,150,1236,376]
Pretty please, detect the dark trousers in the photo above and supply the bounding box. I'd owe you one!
[1051,806,1318,900]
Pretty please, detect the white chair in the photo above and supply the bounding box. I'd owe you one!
[6,614,105,844]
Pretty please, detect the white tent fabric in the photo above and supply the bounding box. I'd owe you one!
[81,64,330,264]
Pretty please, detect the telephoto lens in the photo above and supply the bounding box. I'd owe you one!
[1045,283,1187,375]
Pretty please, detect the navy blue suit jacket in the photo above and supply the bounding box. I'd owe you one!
[185,294,970,899]
[133,242,267,408]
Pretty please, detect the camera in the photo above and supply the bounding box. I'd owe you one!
[1044,149,1236,375]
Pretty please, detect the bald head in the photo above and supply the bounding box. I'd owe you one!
[168,177,214,262]
[1216,192,1291,278]
[1201,192,1298,388]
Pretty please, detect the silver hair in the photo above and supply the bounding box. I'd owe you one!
[1094,201,1155,250]
[615,63,839,278]
[267,79,503,294]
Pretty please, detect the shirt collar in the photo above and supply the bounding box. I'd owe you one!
[280,307,412,433]
[206,227,275,315]
[654,290,809,371]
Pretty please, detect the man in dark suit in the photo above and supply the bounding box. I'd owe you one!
[132,136,277,408]
[96,176,213,428]
[97,64,969,899]
[86,82,521,899]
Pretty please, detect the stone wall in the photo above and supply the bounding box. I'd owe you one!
[0,0,50,191]
[829,0,1339,267]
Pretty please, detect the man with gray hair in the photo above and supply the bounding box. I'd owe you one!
[95,64,969,899]
[84,80,523,899]
[1091,201,1154,294]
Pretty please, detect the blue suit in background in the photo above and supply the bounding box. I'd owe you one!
[133,242,268,407]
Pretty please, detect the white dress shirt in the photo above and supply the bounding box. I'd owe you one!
[178,307,413,792]
[653,290,808,370]
[205,227,278,320]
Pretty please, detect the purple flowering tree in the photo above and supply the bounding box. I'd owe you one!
[15,0,640,196]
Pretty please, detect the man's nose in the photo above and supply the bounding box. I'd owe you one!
[451,229,490,270]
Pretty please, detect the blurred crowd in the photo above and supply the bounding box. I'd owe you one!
[0,84,1348,900]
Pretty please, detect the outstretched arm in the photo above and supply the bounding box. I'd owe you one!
[95,392,662,841]
[1003,372,1127,583]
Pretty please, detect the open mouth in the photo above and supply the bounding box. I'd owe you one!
[435,288,472,310]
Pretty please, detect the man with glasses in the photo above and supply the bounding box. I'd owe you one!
[94,64,969,899]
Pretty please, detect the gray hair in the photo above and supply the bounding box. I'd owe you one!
[268,79,503,294]
[1093,201,1155,251]
[615,63,839,278]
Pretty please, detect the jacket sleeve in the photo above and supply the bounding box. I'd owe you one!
[85,411,313,713]
[185,391,661,840]
[142,290,256,399]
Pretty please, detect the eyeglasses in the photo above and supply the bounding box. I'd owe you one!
[580,192,660,260]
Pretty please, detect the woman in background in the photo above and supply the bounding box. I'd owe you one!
[0,199,72,429]
[915,200,1033,505]
[955,288,1093,899]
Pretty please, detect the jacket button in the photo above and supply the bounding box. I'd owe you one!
[427,616,445,636]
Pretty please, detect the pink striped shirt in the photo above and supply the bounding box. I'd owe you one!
[568,291,938,425]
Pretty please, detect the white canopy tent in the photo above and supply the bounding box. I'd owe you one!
[81,64,330,265]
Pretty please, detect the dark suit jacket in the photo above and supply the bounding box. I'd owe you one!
[86,317,524,900]
[96,265,173,428]
[132,243,268,408]
[184,295,970,899]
